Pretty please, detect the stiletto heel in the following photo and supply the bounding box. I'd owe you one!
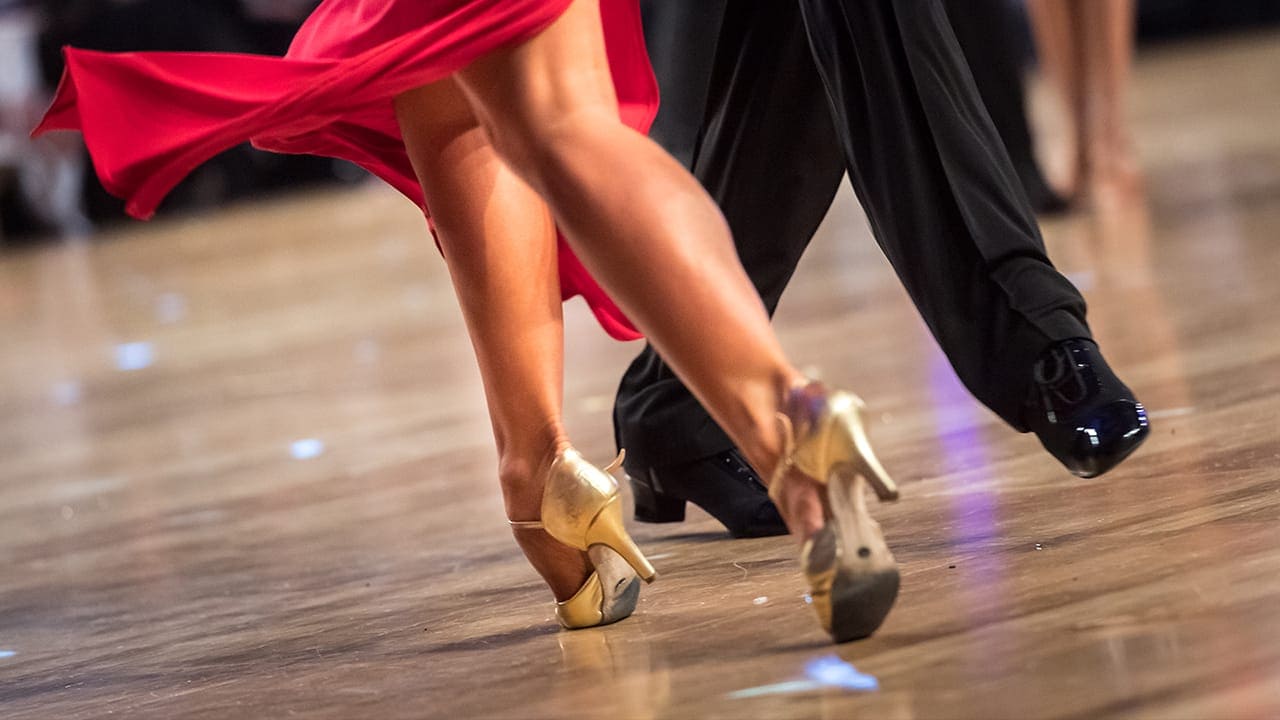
[771,383,900,643]
[513,447,657,630]
[583,496,657,582]
[630,473,688,523]
[830,393,898,501]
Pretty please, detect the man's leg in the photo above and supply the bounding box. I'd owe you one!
[635,0,727,169]
[615,2,846,535]
[798,0,1147,475]
[945,0,1066,213]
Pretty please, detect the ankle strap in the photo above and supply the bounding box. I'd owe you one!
[603,448,626,474]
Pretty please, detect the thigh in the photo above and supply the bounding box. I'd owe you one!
[393,78,556,282]
[393,79,486,182]
[453,0,619,162]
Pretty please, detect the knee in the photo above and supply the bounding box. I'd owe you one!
[475,104,617,193]
[473,111,557,183]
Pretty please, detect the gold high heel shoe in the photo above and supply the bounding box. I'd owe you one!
[771,382,900,643]
[510,448,657,629]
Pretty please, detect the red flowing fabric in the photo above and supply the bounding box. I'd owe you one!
[33,0,657,340]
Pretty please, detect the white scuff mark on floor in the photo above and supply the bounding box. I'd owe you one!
[114,341,155,371]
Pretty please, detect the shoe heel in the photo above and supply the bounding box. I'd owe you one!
[586,496,657,583]
[630,474,686,523]
[836,396,899,502]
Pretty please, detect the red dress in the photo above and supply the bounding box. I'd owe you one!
[34,0,656,340]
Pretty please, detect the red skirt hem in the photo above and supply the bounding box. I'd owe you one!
[33,0,655,341]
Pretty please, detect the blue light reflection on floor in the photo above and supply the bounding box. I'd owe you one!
[114,342,155,371]
[727,655,878,699]
[0,650,16,659]
[289,438,325,460]
[805,655,880,690]
[927,348,1008,604]
[51,380,83,406]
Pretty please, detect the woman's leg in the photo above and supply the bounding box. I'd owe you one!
[1081,0,1143,203]
[1028,0,1087,196]
[451,0,826,536]
[392,81,589,601]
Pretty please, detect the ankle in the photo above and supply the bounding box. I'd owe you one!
[781,378,835,437]
[776,466,827,542]
[497,429,571,521]
[737,376,820,486]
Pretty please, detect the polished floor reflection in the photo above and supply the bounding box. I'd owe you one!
[2,32,1280,720]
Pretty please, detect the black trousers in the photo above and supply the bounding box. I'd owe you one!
[615,0,1092,469]
[945,0,1060,209]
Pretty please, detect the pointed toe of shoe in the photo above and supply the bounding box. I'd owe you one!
[1057,399,1150,478]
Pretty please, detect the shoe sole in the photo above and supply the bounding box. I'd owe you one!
[829,568,901,643]
[803,473,900,644]
[600,577,641,626]
[589,545,643,626]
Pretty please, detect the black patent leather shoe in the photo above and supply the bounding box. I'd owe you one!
[627,449,788,538]
[1024,339,1150,478]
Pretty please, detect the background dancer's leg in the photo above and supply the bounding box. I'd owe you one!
[945,0,1066,213]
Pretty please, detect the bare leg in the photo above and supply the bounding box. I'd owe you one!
[1028,0,1088,197]
[1081,0,1144,205]
[392,81,589,600]
[452,0,825,537]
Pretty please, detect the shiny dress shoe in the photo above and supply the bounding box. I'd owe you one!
[627,449,788,538]
[510,449,657,629]
[1023,339,1150,478]
[772,383,900,644]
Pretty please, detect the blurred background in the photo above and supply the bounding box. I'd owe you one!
[0,0,356,244]
[1,0,1279,245]
[0,5,1278,717]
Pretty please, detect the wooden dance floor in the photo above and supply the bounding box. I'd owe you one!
[3,33,1279,720]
